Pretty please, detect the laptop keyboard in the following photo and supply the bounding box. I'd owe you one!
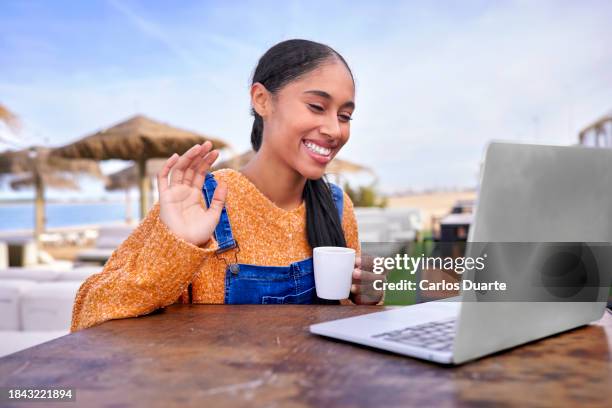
[371,318,456,352]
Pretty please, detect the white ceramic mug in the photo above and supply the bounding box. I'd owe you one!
[313,246,356,300]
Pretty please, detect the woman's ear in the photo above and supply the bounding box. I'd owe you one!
[250,82,271,117]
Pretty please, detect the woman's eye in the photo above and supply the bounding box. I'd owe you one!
[308,103,352,122]
[307,104,324,112]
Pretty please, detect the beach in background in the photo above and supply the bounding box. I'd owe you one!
[0,200,139,231]
[388,190,476,230]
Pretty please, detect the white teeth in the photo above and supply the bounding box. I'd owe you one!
[304,140,331,156]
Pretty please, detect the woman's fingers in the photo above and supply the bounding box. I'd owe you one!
[157,153,179,195]
[169,144,203,187]
[352,269,381,282]
[192,148,219,189]
[201,140,213,154]
[351,269,385,304]
[198,149,220,173]
[182,163,197,187]
[192,150,219,189]
[184,142,214,187]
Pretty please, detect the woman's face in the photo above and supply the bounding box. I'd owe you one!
[258,60,355,180]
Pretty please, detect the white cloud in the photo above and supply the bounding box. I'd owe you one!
[335,0,612,190]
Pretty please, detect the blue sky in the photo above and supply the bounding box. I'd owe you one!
[1,0,611,200]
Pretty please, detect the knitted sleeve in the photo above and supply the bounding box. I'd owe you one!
[70,202,217,332]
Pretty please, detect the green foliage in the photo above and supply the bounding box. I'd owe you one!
[383,239,436,306]
[344,182,387,208]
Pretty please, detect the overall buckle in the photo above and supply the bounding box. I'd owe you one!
[216,241,241,274]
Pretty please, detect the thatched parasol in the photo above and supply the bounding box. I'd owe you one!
[104,159,168,223]
[578,113,612,147]
[327,158,375,177]
[0,146,103,247]
[50,114,231,219]
[213,150,376,184]
[104,158,168,191]
[0,103,21,135]
[211,150,254,171]
[10,173,80,190]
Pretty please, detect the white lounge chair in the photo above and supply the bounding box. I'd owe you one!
[0,267,63,282]
[354,207,422,244]
[56,266,103,282]
[0,241,8,269]
[76,224,135,264]
[20,281,83,331]
[0,279,36,330]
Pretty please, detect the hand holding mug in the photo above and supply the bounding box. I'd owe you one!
[350,254,385,305]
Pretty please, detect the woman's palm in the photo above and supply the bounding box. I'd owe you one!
[157,142,227,247]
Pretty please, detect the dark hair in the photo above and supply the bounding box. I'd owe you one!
[250,39,353,249]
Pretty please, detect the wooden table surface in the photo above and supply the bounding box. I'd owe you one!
[1,305,611,408]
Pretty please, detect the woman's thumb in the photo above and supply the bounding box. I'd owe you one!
[207,180,227,219]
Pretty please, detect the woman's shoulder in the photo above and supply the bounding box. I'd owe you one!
[326,182,355,211]
[208,168,251,202]
[209,168,244,187]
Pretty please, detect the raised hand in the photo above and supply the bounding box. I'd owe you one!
[157,141,227,247]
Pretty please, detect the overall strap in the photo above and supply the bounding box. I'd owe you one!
[202,173,237,253]
[328,182,344,222]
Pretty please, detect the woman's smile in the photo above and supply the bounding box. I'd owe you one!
[302,139,335,164]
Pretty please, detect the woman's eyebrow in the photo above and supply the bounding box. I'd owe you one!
[303,89,355,110]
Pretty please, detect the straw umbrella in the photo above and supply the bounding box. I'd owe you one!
[0,103,21,145]
[578,113,612,147]
[211,150,254,171]
[0,104,20,133]
[50,114,231,219]
[103,166,134,223]
[10,172,81,190]
[103,159,168,223]
[0,146,103,247]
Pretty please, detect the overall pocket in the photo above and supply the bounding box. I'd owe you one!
[224,262,312,304]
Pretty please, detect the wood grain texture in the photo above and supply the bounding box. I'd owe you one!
[1,305,611,408]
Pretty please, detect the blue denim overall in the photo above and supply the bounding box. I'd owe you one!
[202,173,344,304]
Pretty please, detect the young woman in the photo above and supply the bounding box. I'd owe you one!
[71,39,383,332]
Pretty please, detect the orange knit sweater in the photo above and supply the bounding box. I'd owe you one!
[70,169,361,332]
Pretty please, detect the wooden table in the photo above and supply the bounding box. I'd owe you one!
[1,305,611,407]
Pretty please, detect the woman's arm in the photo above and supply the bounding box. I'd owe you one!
[70,202,217,332]
[341,191,361,256]
[72,142,227,331]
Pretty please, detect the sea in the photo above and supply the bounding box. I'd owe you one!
[0,201,141,231]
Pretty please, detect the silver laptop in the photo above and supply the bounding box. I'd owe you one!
[310,142,612,364]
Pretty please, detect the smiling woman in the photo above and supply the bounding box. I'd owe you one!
[244,39,356,247]
[70,39,383,332]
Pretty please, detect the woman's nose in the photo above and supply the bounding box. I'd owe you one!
[320,113,342,140]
